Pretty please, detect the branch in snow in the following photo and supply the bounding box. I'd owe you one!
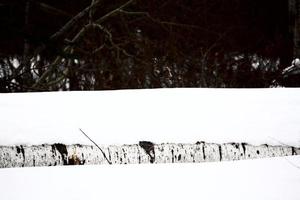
[79,129,112,164]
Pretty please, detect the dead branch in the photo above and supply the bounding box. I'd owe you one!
[94,24,133,57]
[31,54,65,89]
[95,0,134,24]
[37,2,73,17]
[50,1,101,41]
[79,128,112,164]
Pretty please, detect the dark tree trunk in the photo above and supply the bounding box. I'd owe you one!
[290,0,300,57]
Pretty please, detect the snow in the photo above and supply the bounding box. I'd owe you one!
[1,88,300,200]
[0,155,299,200]
[0,88,300,146]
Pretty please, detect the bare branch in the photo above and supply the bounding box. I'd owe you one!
[22,1,31,72]
[92,44,105,54]
[200,27,232,62]
[268,136,290,147]
[79,128,112,164]
[31,54,65,89]
[90,23,133,57]
[95,0,134,24]
[284,157,300,169]
[119,9,219,35]
[50,1,101,41]
[268,136,300,170]
[119,10,152,16]
[37,2,73,17]
[89,0,97,24]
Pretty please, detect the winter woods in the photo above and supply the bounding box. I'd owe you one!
[0,0,298,91]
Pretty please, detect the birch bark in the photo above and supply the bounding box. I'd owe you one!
[1,142,299,168]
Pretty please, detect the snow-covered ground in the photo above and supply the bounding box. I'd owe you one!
[0,88,300,146]
[0,156,299,200]
[1,88,300,200]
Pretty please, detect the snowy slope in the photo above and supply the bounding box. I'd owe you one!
[0,88,300,146]
[0,156,299,200]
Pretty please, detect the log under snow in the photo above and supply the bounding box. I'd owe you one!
[1,142,299,168]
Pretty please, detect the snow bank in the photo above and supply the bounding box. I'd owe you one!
[0,88,300,146]
[0,155,299,200]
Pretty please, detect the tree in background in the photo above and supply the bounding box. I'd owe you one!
[0,0,293,92]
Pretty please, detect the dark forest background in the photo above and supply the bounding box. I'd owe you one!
[0,0,295,92]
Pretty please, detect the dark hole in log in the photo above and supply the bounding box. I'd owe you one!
[68,156,84,165]
[139,141,155,163]
[52,143,68,165]
[178,154,181,161]
[196,141,205,145]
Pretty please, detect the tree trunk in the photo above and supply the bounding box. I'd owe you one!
[290,0,300,57]
[1,142,299,168]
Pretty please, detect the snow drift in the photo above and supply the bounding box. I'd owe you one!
[0,88,300,147]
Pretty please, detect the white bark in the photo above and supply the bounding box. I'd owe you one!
[0,142,299,168]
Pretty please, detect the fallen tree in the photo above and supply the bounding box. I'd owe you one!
[1,141,299,168]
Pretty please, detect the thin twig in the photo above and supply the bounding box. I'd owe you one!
[50,2,100,41]
[95,0,134,24]
[79,128,112,164]
[31,2,99,58]
[89,0,97,24]
[22,0,31,72]
[119,9,218,35]
[96,24,133,57]
[37,2,73,17]
[268,136,289,147]
[31,54,64,88]
[284,157,300,169]
[268,136,300,170]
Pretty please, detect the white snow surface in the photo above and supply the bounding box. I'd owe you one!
[0,156,300,200]
[0,88,300,146]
